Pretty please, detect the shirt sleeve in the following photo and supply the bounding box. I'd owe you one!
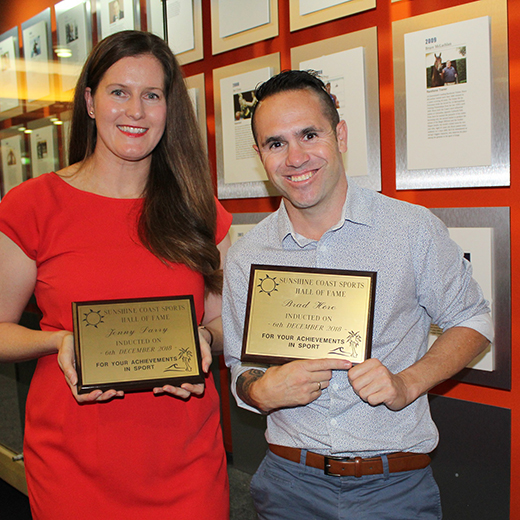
[414,209,492,337]
[455,313,494,343]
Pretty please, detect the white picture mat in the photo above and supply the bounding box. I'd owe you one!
[300,47,369,180]
[404,16,492,171]
[56,0,91,93]
[0,37,19,113]
[187,87,198,119]
[147,0,195,55]
[147,0,203,65]
[218,0,270,38]
[436,227,494,372]
[291,27,381,191]
[185,73,207,150]
[99,0,137,39]
[30,125,57,178]
[166,0,194,54]
[220,67,271,185]
[230,212,272,244]
[22,19,51,102]
[186,83,206,150]
[1,135,24,195]
[229,223,257,244]
[300,0,351,16]
[211,0,278,56]
[289,0,375,32]
[147,0,164,37]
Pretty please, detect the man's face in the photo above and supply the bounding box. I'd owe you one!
[253,89,347,217]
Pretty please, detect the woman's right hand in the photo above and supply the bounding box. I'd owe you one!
[57,332,124,403]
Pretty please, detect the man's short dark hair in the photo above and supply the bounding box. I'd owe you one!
[251,70,341,144]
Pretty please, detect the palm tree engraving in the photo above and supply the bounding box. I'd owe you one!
[345,330,362,357]
[178,347,193,371]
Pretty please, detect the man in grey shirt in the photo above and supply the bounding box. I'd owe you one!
[223,70,492,520]
[442,60,458,84]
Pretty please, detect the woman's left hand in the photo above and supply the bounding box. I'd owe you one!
[57,332,125,403]
[152,327,212,398]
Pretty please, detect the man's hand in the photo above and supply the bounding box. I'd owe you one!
[348,358,412,411]
[237,358,351,413]
[348,327,490,411]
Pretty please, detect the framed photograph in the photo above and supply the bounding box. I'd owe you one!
[430,207,510,390]
[289,0,375,32]
[97,0,140,40]
[0,27,23,120]
[291,27,381,191]
[27,118,60,178]
[55,0,93,96]
[0,126,27,197]
[211,0,278,55]
[21,9,54,110]
[393,0,509,190]
[230,212,272,244]
[213,54,280,199]
[147,0,203,65]
[185,73,207,151]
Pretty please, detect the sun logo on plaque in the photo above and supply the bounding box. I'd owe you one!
[83,309,104,328]
[257,274,279,296]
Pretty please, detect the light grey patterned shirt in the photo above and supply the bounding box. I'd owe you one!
[223,179,492,457]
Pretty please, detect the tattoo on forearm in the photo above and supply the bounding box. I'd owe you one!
[237,369,265,407]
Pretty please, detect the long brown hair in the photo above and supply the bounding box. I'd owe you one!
[69,31,221,294]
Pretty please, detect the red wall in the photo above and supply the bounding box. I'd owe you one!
[1,0,518,514]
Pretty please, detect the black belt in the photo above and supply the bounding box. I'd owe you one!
[268,444,431,478]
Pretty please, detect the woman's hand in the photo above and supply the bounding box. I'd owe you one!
[57,332,124,403]
[152,327,212,398]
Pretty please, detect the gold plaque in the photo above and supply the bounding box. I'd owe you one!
[241,265,376,364]
[72,296,203,394]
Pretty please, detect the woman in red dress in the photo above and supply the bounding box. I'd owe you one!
[0,31,231,519]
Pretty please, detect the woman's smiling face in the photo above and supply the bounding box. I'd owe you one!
[85,54,167,166]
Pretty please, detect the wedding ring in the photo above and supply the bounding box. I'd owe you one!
[317,381,322,391]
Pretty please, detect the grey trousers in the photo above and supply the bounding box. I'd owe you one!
[250,450,442,520]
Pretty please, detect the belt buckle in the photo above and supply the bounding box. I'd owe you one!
[324,455,352,477]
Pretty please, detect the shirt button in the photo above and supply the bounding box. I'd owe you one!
[332,383,339,391]
[331,419,338,426]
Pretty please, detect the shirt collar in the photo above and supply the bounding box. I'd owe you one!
[276,178,373,246]
[343,178,373,227]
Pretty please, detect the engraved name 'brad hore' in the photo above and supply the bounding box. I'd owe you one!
[242,265,376,365]
[282,300,336,310]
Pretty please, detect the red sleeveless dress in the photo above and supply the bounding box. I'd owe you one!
[0,173,231,520]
